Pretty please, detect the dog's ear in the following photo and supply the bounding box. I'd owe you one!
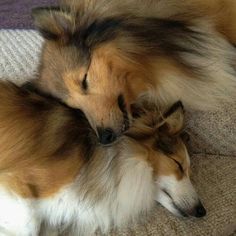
[32,7,74,43]
[159,101,184,136]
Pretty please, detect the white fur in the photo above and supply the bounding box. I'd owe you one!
[155,175,200,216]
[155,148,194,216]
[0,144,199,235]
[0,157,155,236]
[41,157,155,235]
[0,188,39,236]
[0,161,200,235]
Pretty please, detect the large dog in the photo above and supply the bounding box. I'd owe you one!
[31,0,236,144]
[0,82,205,235]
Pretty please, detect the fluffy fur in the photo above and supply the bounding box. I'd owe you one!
[30,0,236,139]
[0,81,205,235]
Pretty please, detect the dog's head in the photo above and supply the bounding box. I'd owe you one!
[130,101,206,217]
[153,102,205,217]
[32,6,151,145]
[32,4,202,145]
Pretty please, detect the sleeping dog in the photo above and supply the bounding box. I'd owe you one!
[0,81,205,235]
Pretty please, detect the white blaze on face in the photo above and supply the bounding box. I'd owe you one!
[155,175,201,217]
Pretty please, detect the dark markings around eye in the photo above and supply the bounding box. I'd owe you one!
[155,135,176,155]
[82,73,88,91]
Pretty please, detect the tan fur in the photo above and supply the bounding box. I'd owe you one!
[161,0,236,43]
[0,82,92,198]
[62,0,236,44]
[31,0,236,137]
[36,41,151,133]
[65,44,151,131]
[0,81,187,200]
[148,142,189,180]
[0,157,82,198]
[124,0,236,42]
[127,101,189,180]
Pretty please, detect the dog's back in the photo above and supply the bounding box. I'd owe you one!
[0,81,96,196]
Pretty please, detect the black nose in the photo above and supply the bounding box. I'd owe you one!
[97,128,117,145]
[194,201,206,218]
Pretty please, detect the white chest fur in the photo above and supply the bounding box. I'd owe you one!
[0,158,155,236]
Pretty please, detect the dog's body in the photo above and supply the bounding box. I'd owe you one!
[0,81,205,235]
[30,0,236,143]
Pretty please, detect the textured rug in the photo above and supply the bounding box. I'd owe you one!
[0,0,57,29]
[0,30,43,82]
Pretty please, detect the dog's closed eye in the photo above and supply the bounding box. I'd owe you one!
[171,158,184,173]
[82,73,88,91]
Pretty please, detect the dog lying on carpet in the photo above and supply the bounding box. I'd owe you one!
[29,0,236,145]
[0,81,205,235]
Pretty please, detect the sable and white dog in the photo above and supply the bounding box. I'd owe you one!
[0,82,205,235]
[29,0,236,145]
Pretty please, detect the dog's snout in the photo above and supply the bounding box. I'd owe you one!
[97,128,117,145]
[188,201,206,218]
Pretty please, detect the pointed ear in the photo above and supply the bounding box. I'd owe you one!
[32,7,74,42]
[159,101,185,135]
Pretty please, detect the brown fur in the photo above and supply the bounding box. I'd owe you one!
[146,0,236,43]
[0,82,96,198]
[127,100,189,180]
[30,0,236,138]
[0,81,187,199]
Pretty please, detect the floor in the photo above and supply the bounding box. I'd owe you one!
[0,0,57,29]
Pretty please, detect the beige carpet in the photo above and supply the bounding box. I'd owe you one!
[0,29,236,236]
[0,30,42,83]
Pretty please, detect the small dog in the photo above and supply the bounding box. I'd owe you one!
[30,0,236,144]
[0,81,205,235]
